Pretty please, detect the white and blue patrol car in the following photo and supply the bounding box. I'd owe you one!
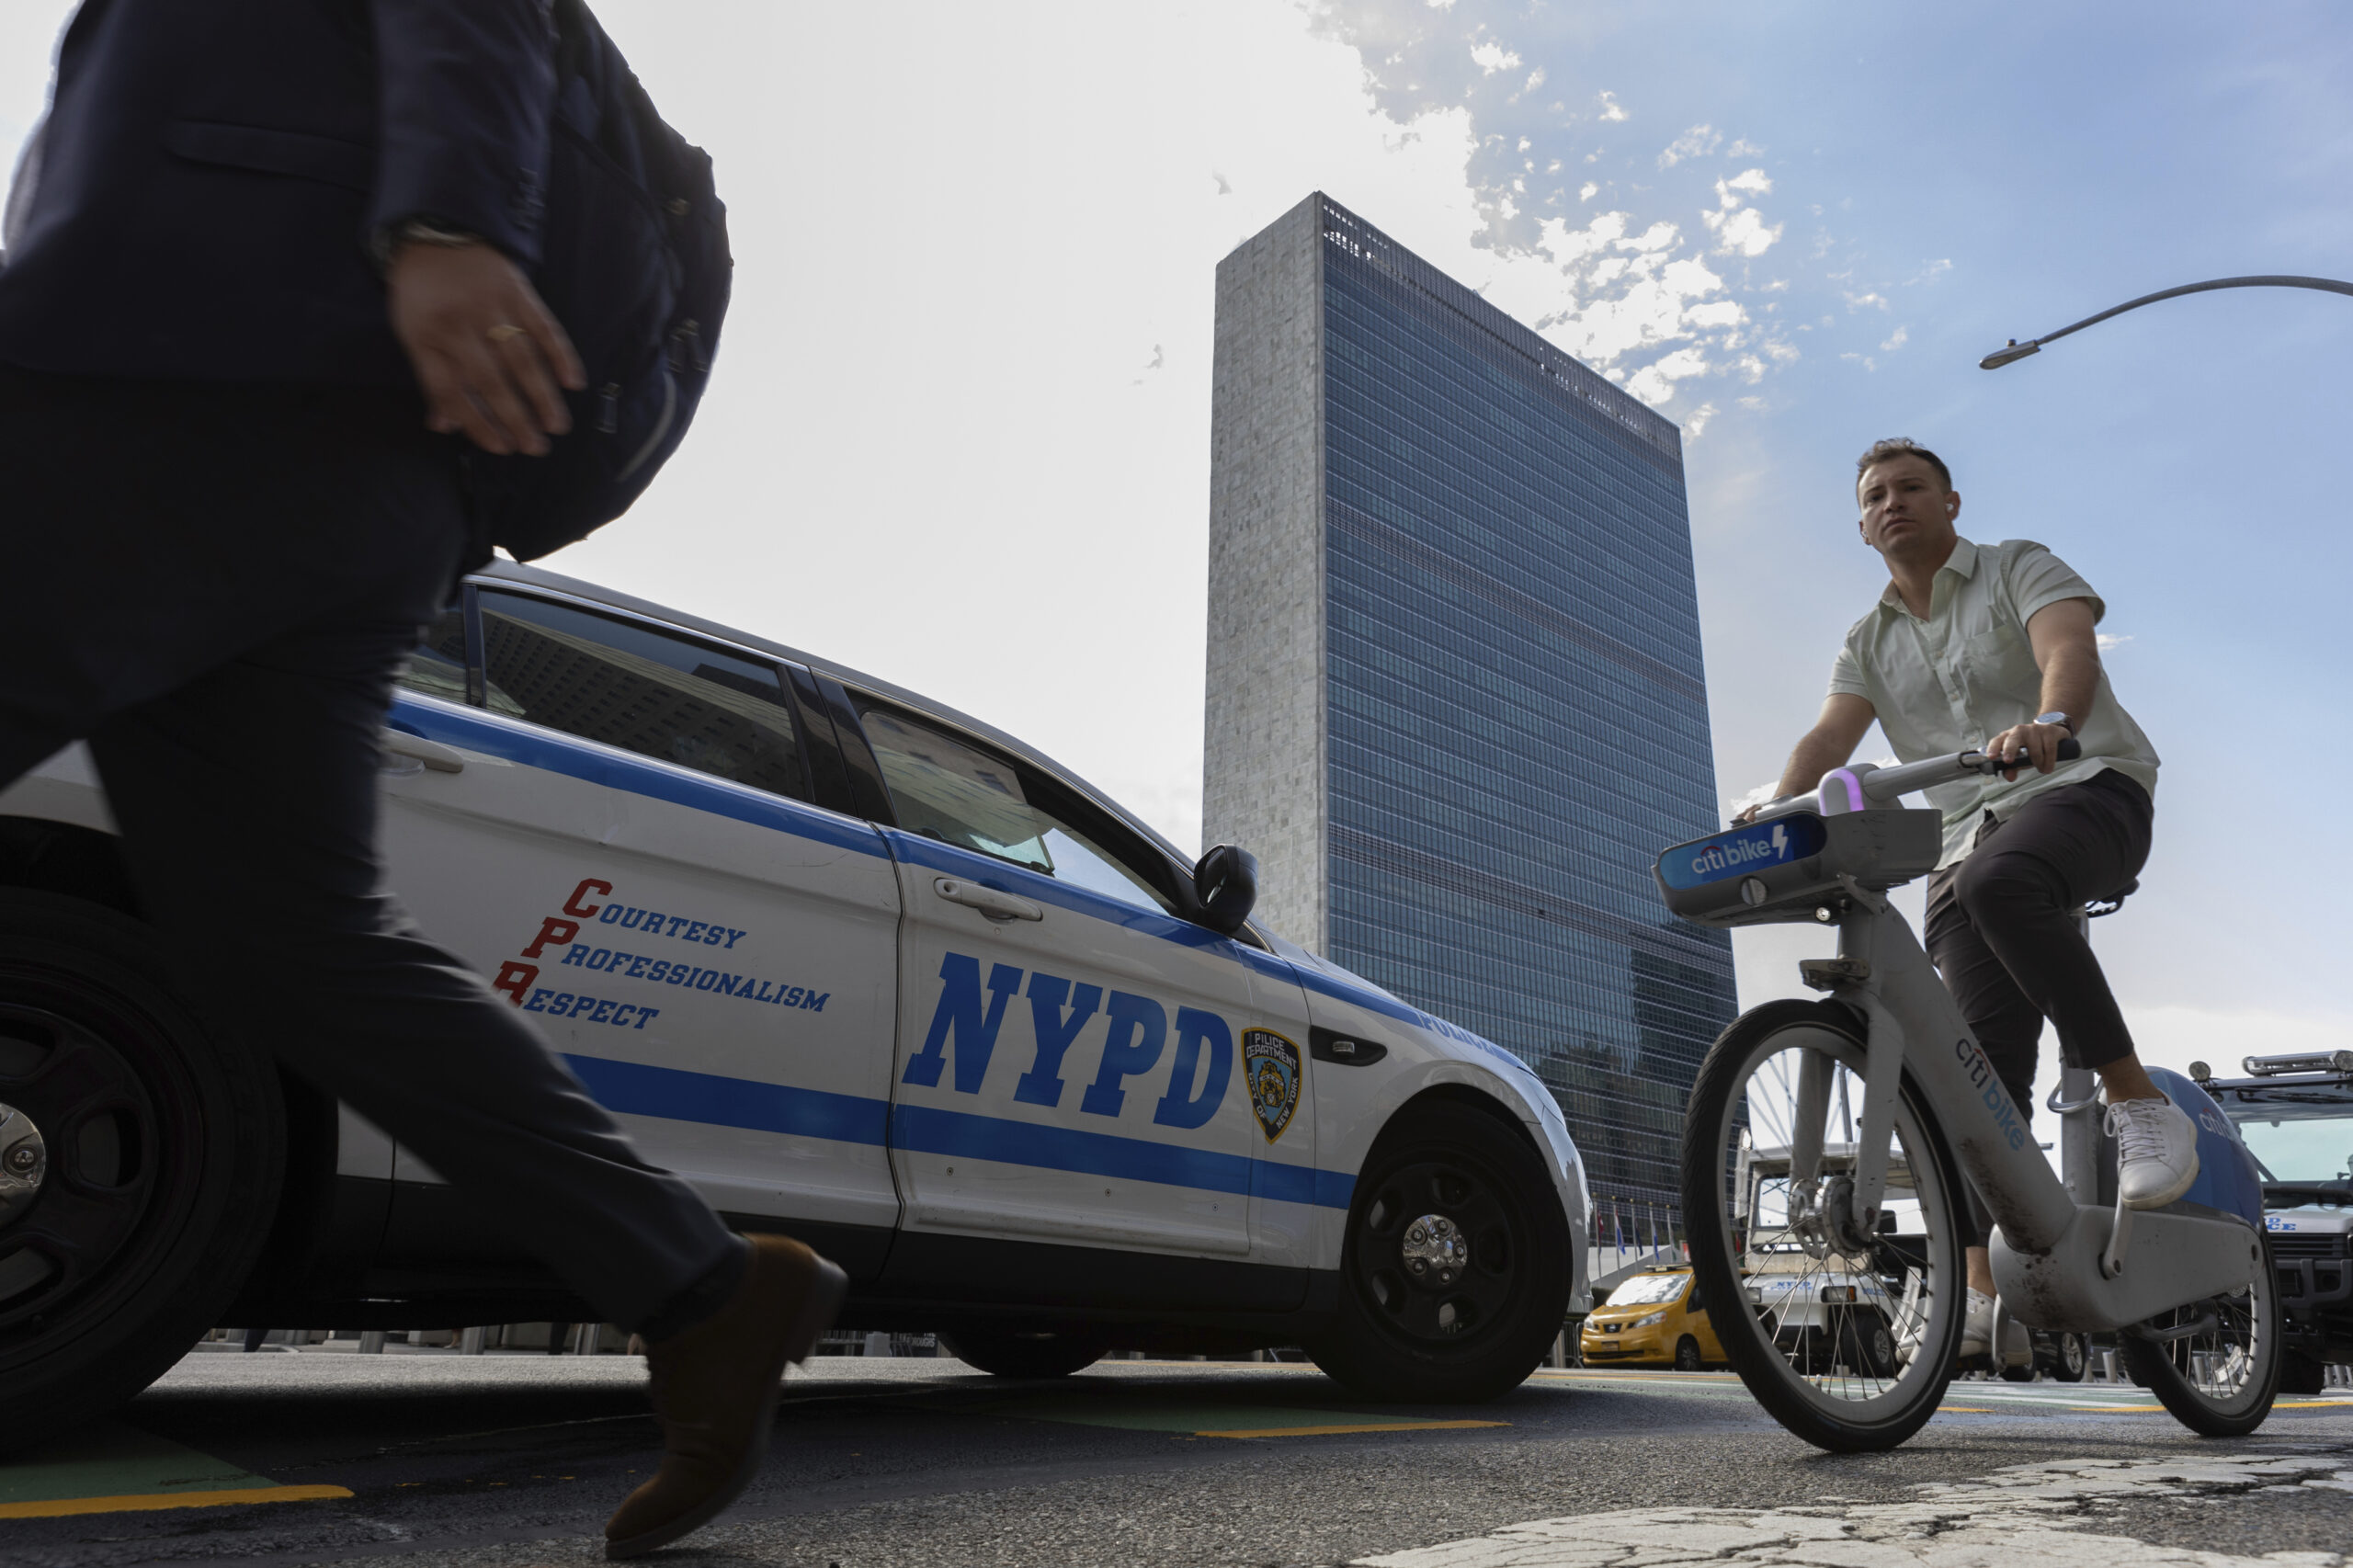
[0,562,1586,1409]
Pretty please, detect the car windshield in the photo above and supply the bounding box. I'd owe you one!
[2227,1096,2353,1185]
[1604,1272,1688,1307]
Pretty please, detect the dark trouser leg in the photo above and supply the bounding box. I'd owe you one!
[1950,774,2153,1075]
[1,367,740,1331]
[1924,864,2042,1252]
[1926,773,2155,1248]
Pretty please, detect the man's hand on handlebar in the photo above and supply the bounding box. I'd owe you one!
[1983,719,2072,783]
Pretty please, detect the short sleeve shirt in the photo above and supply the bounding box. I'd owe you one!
[1828,537,2160,868]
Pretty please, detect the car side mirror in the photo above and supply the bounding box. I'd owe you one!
[1191,844,1258,937]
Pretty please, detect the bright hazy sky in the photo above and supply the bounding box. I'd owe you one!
[6,2,2348,1113]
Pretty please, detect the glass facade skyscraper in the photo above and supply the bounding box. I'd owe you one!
[1204,194,1735,1215]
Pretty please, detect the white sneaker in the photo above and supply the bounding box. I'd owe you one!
[2107,1094,2200,1210]
[1959,1288,1994,1358]
[1958,1288,2030,1365]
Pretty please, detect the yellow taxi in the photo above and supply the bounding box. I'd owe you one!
[1578,1265,1722,1369]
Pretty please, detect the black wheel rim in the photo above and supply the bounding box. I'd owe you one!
[0,984,198,1339]
[1349,1153,1520,1348]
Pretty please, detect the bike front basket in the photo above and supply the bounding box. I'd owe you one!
[1654,809,1942,926]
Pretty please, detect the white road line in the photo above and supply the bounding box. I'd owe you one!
[1343,1451,2353,1568]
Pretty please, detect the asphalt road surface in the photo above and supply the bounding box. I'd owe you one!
[6,1350,2351,1568]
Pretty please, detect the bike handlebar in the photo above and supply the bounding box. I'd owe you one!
[1749,738,2083,824]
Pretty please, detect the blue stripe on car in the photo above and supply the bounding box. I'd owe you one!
[393,692,1526,1074]
[562,1053,1352,1210]
[388,694,890,858]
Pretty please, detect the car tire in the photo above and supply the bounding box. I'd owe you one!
[1308,1099,1572,1403]
[1674,1335,1703,1372]
[1841,1313,1898,1379]
[2050,1332,2088,1383]
[938,1327,1108,1379]
[0,890,283,1449]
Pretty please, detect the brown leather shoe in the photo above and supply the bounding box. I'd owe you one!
[604,1233,847,1559]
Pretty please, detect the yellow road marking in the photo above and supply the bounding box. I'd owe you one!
[1938,1405,1993,1413]
[1197,1419,1506,1438]
[0,1483,352,1519]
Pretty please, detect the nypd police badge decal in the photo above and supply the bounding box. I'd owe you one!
[1244,1029,1302,1143]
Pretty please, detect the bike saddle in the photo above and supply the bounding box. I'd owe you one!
[2086,877,2139,918]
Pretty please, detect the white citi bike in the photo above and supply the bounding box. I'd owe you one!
[1656,741,2278,1450]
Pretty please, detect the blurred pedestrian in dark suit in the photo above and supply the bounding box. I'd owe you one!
[0,1,841,1555]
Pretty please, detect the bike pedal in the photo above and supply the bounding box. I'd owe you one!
[1798,958,1871,992]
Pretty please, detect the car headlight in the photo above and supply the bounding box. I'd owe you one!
[1631,1310,1668,1328]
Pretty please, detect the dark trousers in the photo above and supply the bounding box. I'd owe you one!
[0,365,739,1331]
[1925,767,2154,1248]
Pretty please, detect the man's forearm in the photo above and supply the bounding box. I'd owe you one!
[2040,646,2100,733]
[1771,727,1858,802]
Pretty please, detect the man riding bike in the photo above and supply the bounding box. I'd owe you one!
[1740,437,2195,1363]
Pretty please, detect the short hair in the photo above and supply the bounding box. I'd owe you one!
[1855,437,1952,494]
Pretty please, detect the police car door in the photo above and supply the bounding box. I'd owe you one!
[851,699,1313,1265]
[380,588,901,1247]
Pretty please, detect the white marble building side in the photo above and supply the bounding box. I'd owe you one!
[1202,194,1328,954]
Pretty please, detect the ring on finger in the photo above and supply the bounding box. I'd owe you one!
[486,323,526,344]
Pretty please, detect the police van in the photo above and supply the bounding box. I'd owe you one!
[0,562,1588,1420]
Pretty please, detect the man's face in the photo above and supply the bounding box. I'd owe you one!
[1857,455,1959,561]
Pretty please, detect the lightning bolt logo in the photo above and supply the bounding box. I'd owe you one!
[1770,824,1787,858]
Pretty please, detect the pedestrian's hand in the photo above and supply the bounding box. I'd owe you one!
[387,241,586,457]
[1733,803,1760,825]
[1985,721,2066,783]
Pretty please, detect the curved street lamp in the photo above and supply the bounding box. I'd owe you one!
[1980,275,2353,369]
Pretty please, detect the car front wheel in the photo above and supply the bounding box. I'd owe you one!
[0,891,283,1447]
[1309,1099,1571,1403]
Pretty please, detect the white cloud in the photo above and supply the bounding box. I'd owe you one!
[1707,204,1780,257]
[1658,124,1721,167]
[1879,324,1908,352]
[1623,344,1711,404]
[1699,168,1780,256]
[2097,631,2133,653]
[1725,778,1783,818]
[1470,39,1520,74]
[1597,89,1627,121]
[1578,180,1597,200]
[1844,290,1890,311]
[1682,401,1717,438]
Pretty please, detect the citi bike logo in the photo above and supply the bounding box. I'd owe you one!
[1688,824,1790,880]
[1954,1038,2029,1152]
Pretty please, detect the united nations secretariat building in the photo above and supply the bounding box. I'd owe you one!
[1202,192,1735,1230]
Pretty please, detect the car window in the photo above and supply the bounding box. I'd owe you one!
[477,591,809,801]
[1603,1272,1689,1307]
[855,702,1174,914]
[2234,1104,2353,1185]
[395,605,471,705]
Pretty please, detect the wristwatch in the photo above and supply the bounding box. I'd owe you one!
[2033,710,2075,734]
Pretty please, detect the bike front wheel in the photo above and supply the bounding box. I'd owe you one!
[2120,1235,2281,1436]
[1682,999,1968,1451]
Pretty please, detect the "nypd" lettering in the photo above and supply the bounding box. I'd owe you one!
[902,952,1232,1130]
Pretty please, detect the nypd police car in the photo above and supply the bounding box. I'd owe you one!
[0,561,1587,1419]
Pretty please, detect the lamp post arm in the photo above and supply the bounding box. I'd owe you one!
[1983,275,2353,369]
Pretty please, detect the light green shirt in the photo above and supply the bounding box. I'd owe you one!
[1828,536,2160,869]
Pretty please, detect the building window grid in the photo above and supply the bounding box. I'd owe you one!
[1313,199,1734,1211]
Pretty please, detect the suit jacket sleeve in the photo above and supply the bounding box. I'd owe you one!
[367,0,556,266]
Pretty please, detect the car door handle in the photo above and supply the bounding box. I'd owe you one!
[380,730,465,774]
[934,878,1042,922]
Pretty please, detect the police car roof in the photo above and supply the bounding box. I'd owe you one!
[478,560,1198,873]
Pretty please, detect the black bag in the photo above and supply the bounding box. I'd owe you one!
[467,0,732,562]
